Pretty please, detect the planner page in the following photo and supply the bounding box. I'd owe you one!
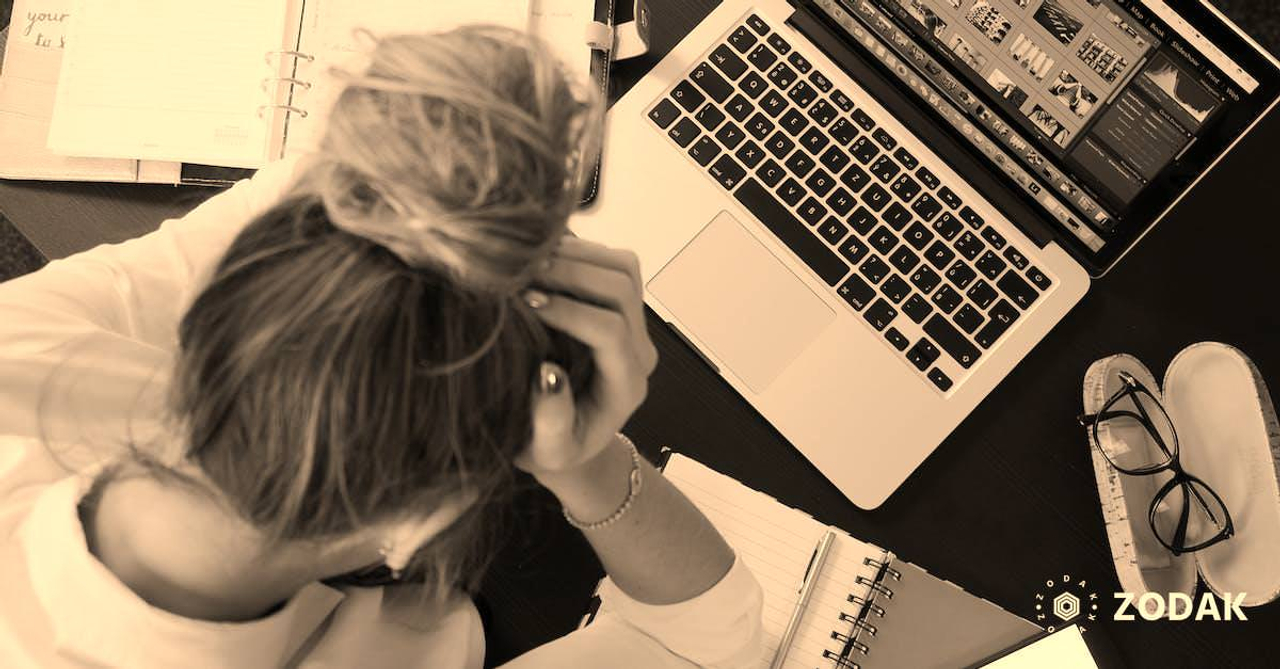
[46,0,294,168]
[664,454,884,668]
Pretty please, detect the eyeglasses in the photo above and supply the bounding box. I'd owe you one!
[1078,371,1233,556]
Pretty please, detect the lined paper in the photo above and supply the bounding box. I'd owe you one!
[664,455,884,668]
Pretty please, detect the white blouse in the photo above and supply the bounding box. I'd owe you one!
[0,156,764,668]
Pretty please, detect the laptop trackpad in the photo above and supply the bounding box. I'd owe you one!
[648,211,834,393]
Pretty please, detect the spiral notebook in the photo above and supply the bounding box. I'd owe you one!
[597,453,1043,668]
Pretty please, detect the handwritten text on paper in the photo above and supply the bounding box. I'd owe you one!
[23,11,71,49]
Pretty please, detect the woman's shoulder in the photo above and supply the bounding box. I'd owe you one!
[305,587,485,668]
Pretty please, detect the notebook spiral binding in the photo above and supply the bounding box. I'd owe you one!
[259,52,315,120]
[821,552,901,669]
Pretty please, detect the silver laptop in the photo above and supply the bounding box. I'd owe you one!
[571,0,1280,508]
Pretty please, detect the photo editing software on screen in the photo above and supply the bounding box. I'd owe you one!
[814,0,1262,253]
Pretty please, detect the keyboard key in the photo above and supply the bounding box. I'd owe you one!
[975,300,1019,348]
[668,117,700,147]
[691,63,733,102]
[797,197,827,226]
[809,70,833,92]
[838,235,869,264]
[716,124,747,151]
[851,108,876,131]
[975,250,1007,280]
[864,299,898,331]
[778,108,807,135]
[907,338,940,371]
[927,368,953,391]
[671,81,706,113]
[783,151,813,178]
[767,33,792,54]
[819,217,849,244]
[1003,246,1029,270]
[954,304,984,334]
[728,25,758,53]
[734,179,850,286]
[767,62,797,88]
[787,52,812,73]
[818,146,850,174]
[748,44,778,70]
[850,136,880,164]
[710,45,747,80]
[882,202,913,231]
[997,272,1039,310]
[966,280,997,310]
[827,187,855,216]
[708,155,746,190]
[760,90,787,117]
[840,164,870,193]
[938,186,963,209]
[746,14,769,34]
[788,81,818,108]
[695,103,726,130]
[911,193,944,221]
[829,118,859,145]
[808,99,838,126]
[765,132,795,158]
[892,148,918,170]
[859,255,891,284]
[890,174,921,202]
[925,315,980,368]
[1027,266,1052,290]
[924,241,956,270]
[688,136,721,166]
[806,169,836,197]
[757,159,785,187]
[799,127,829,154]
[980,227,1007,250]
[724,95,754,122]
[955,231,984,260]
[847,207,877,235]
[777,178,805,206]
[869,226,898,255]
[869,155,901,183]
[910,265,941,293]
[932,212,963,240]
[885,327,910,351]
[861,184,891,212]
[649,99,681,128]
[904,222,934,250]
[945,260,976,289]
[917,167,940,189]
[881,275,911,303]
[728,135,759,162]
[902,294,932,324]
[740,72,768,98]
[831,89,854,111]
[958,206,984,228]
[889,246,919,274]
[872,127,897,150]
[838,274,876,310]
[932,285,963,313]
[746,113,775,140]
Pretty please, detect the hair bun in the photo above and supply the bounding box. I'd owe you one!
[304,26,602,292]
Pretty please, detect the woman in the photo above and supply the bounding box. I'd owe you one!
[0,27,763,668]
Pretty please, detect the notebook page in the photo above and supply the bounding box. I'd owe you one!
[285,0,530,156]
[664,455,884,668]
[979,626,1095,669]
[47,0,292,168]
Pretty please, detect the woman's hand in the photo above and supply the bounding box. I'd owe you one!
[514,236,658,483]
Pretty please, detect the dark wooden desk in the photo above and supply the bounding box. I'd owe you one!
[3,2,1278,667]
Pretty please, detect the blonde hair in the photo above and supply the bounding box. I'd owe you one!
[168,26,601,602]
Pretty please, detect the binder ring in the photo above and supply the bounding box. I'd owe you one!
[862,557,902,581]
[831,630,852,643]
[851,640,870,655]
[855,575,894,599]
[822,649,861,668]
[852,619,878,636]
[846,595,886,617]
[261,77,313,93]
[257,104,309,119]
[265,49,315,65]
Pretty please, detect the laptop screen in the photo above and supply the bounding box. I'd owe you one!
[808,0,1279,268]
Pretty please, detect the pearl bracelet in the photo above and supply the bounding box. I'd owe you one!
[562,434,643,531]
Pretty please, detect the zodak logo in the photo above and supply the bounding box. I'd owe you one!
[1114,592,1249,621]
[1033,574,1099,633]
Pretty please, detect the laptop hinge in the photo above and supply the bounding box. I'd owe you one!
[786,0,1058,249]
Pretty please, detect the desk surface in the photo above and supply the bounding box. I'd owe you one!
[3,2,1279,667]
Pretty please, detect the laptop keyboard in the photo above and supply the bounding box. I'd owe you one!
[645,12,1056,393]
